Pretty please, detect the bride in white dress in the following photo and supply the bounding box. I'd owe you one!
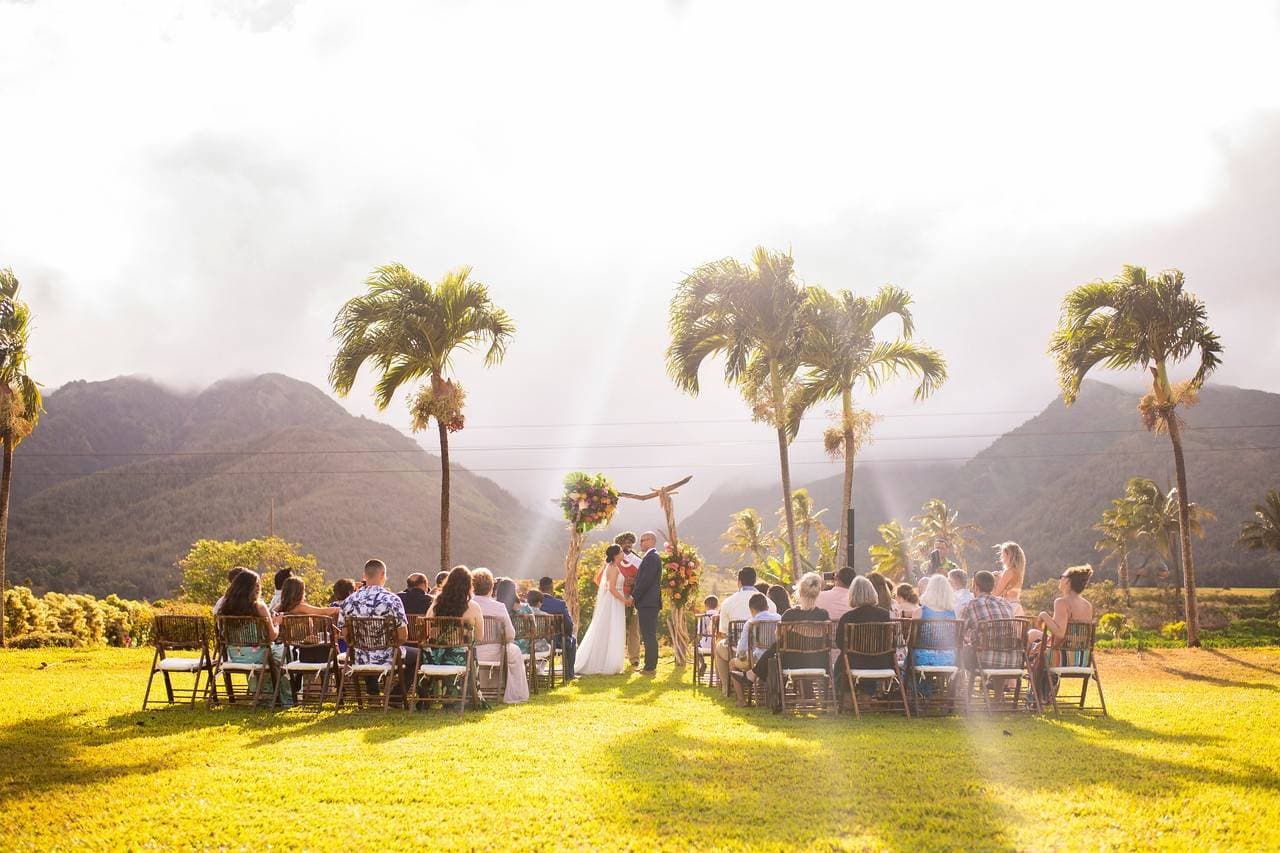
[575,544,629,675]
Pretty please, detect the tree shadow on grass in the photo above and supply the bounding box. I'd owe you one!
[1203,648,1280,676]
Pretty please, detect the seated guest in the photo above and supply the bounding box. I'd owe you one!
[213,566,249,615]
[537,576,577,681]
[866,571,894,611]
[523,589,552,657]
[712,567,777,693]
[495,577,534,654]
[729,593,781,705]
[397,573,433,619]
[423,566,485,700]
[816,566,855,623]
[948,569,972,613]
[752,572,830,689]
[336,559,419,698]
[215,568,279,699]
[913,575,957,668]
[276,577,338,619]
[959,570,1018,697]
[1032,565,1095,664]
[470,568,530,704]
[698,595,719,653]
[330,578,357,607]
[768,584,792,615]
[267,568,293,611]
[894,583,920,619]
[433,570,449,596]
[835,576,894,682]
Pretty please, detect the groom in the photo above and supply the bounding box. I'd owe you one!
[627,530,663,673]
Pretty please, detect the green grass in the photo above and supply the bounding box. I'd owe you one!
[2,648,1279,851]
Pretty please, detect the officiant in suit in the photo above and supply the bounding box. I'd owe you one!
[628,531,663,673]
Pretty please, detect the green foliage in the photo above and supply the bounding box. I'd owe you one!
[867,520,912,581]
[1161,621,1187,641]
[1238,489,1280,553]
[9,631,78,649]
[1,586,153,647]
[720,508,776,564]
[179,536,326,606]
[1098,612,1129,640]
[911,498,982,571]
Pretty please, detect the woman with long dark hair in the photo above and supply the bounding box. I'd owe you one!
[275,577,338,619]
[214,568,279,699]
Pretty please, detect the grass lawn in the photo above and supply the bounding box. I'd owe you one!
[2,647,1279,851]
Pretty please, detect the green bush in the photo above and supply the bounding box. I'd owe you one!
[1098,612,1128,640]
[9,631,80,649]
[1160,621,1187,641]
[2,586,155,648]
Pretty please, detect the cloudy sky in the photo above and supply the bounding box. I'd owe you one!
[2,0,1279,512]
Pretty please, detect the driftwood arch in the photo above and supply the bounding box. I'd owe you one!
[619,475,693,666]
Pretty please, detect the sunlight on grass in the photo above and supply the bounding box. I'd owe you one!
[1,648,1278,850]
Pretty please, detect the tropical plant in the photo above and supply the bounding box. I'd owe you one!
[1237,490,1280,553]
[910,498,982,571]
[179,536,327,606]
[1049,265,1222,645]
[868,520,913,581]
[1095,484,1143,601]
[1123,477,1215,591]
[798,285,946,568]
[329,263,515,572]
[0,269,42,647]
[720,508,777,565]
[775,487,827,562]
[666,247,809,571]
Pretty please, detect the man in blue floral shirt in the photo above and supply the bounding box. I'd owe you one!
[337,559,416,696]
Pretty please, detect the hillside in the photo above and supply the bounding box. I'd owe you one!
[678,381,1280,586]
[7,374,563,598]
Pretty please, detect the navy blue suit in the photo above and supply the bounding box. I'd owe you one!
[539,593,577,681]
[630,549,663,671]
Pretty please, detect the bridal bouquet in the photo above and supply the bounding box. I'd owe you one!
[560,471,619,534]
[661,543,702,605]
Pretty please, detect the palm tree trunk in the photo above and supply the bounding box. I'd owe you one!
[840,390,854,570]
[0,434,12,647]
[770,365,800,580]
[1166,415,1199,647]
[437,420,451,573]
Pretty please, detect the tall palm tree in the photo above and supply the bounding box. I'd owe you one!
[1094,494,1138,601]
[1125,478,1214,593]
[798,285,946,568]
[0,269,42,648]
[1049,266,1222,645]
[720,507,777,566]
[330,264,515,572]
[667,247,809,571]
[775,487,827,562]
[910,498,982,571]
[868,520,913,581]
[1237,490,1280,553]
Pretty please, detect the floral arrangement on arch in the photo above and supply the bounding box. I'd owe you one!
[560,471,618,534]
[661,542,702,606]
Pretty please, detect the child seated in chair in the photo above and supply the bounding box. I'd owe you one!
[729,593,780,706]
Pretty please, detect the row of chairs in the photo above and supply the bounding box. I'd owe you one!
[692,615,1107,717]
[142,612,570,713]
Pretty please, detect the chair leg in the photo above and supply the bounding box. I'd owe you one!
[898,676,912,720]
[162,671,175,705]
[1093,672,1108,716]
[143,666,158,711]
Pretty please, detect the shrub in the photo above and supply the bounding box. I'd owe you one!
[2,586,156,647]
[1098,612,1128,640]
[1160,621,1187,641]
[9,631,80,649]
[179,536,327,605]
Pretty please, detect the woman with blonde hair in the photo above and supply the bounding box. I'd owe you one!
[993,541,1026,616]
[751,572,830,688]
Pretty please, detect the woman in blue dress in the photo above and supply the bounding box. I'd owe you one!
[911,575,958,698]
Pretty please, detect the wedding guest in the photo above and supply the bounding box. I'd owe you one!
[894,583,920,619]
[816,566,855,623]
[213,566,249,615]
[752,572,830,699]
[433,570,449,596]
[425,566,485,696]
[496,577,533,654]
[537,576,577,681]
[337,559,418,698]
[397,573,433,619]
[215,568,279,699]
[522,589,552,658]
[712,567,778,693]
[948,569,972,613]
[866,571,894,611]
[768,584,792,616]
[913,575,957,669]
[267,568,293,611]
[960,570,1018,702]
[834,577,894,697]
[470,568,530,704]
[330,578,357,607]
[276,577,339,619]
[993,542,1027,616]
[1033,564,1094,653]
[730,593,781,705]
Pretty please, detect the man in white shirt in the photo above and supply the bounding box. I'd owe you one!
[949,568,973,613]
[713,566,777,695]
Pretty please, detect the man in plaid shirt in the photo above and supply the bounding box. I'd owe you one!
[960,570,1019,669]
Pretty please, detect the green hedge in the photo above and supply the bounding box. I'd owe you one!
[4,586,155,648]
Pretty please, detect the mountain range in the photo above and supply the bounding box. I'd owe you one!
[678,380,1280,587]
[7,374,563,598]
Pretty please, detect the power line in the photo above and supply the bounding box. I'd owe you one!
[453,409,1047,429]
[17,422,1280,458]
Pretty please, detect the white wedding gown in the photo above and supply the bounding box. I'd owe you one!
[575,567,627,675]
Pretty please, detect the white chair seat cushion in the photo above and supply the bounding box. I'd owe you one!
[477,660,502,668]
[348,663,392,674]
[282,661,331,673]
[419,664,468,677]
[915,665,958,675]
[981,668,1027,678]
[157,658,205,672]
[219,661,266,672]
[848,669,897,679]
[783,668,829,677]
[1048,666,1095,676]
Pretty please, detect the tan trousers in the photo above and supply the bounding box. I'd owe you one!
[626,607,641,665]
[714,639,735,696]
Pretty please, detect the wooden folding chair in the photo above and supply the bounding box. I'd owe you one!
[411,616,475,714]
[722,619,746,697]
[732,621,778,708]
[474,616,509,704]
[513,614,549,695]
[840,621,911,719]
[903,618,963,716]
[774,621,836,715]
[338,615,404,712]
[1042,621,1107,716]
[143,615,217,709]
[693,613,716,688]
[213,616,278,708]
[539,614,568,687]
[968,617,1038,713]
[274,615,339,708]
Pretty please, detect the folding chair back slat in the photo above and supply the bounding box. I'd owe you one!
[843,621,899,658]
[143,615,216,709]
[535,613,565,687]
[340,615,403,712]
[969,617,1036,713]
[839,621,910,719]
[774,621,835,715]
[411,616,475,714]
[213,616,277,708]
[693,613,716,687]
[153,615,210,650]
[275,615,339,708]
[904,618,962,716]
[475,615,509,703]
[1043,621,1106,716]
[512,614,541,694]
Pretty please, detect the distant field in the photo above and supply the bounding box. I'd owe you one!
[2,647,1278,850]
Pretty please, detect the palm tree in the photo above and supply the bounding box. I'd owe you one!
[1237,490,1280,553]
[798,285,947,568]
[720,508,777,566]
[1122,477,1214,597]
[775,487,827,563]
[667,247,809,571]
[910,498,983,571]
[330,264,515,572]
[1094,480,1146,601]
[868,521,913,581]
[0,269,42,648]
[1049,266,1222,645]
